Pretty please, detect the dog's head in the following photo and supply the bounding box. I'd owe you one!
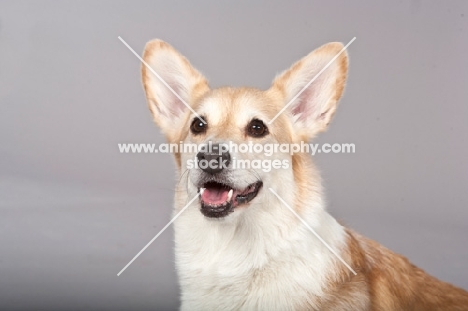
[142,40,348,219]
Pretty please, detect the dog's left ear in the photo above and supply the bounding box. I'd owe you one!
[142,40,209,140]
[269,42,348,139]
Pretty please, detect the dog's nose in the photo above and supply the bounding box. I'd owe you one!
[196,143,231,174]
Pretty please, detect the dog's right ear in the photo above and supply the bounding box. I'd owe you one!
[269,42,348,140]
[141,40,209,138]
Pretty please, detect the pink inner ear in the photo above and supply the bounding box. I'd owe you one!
[291,82,319,123]
[156,61,190,119]
[290,66,335,124]
[165,81,187,117]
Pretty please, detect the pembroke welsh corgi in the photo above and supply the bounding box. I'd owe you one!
[140,39,468,310]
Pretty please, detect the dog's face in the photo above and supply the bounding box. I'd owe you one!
[142,40,348,219]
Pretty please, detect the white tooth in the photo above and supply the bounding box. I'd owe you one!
[200,188,205,195]
[227,189,233,201]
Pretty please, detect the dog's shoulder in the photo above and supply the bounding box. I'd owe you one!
[342,229,468,310]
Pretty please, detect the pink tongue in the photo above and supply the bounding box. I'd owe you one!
[202,187,229,205]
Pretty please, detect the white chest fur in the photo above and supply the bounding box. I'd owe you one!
[173,195,346,311]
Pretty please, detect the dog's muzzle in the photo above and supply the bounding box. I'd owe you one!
[199,181,263,218]
[196,143,231,175]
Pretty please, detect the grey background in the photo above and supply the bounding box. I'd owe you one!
[1,1,467,310]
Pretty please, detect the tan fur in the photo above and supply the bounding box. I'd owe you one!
[339,230,468,310]
[141,39,468,310]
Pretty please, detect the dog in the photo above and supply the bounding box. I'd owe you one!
[140,39,468,310]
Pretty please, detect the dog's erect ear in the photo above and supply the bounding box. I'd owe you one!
[142,40,209,137]
[269,42,348,139]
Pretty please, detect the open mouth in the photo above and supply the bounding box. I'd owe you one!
[199,181,263,218]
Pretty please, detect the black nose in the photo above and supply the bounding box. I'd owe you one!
[196,143,231,174]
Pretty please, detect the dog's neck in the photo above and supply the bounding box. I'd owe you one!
[174,155,349,310]
[175,152,345,260]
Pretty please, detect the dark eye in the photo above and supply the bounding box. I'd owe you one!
[247,119,268,138]
[190,117,207,134]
